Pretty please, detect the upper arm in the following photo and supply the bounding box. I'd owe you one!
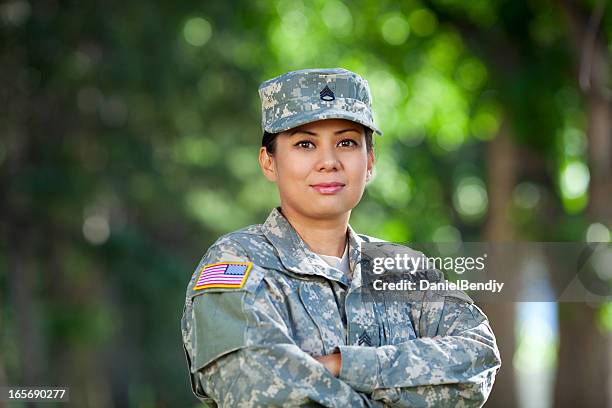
[435,295,500,354]
[181,237,267,403]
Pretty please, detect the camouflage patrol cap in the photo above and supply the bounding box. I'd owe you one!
[258,68,382,135]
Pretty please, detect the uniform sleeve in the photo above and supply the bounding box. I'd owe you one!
[337,295,501,407]
[182,238,386,407]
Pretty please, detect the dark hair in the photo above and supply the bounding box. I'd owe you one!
[262,125,374,155]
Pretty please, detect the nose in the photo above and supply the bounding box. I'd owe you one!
[316,144,341,172]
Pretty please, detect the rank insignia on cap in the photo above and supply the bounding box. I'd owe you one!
[320,85,335,101]
[194,262,252,290]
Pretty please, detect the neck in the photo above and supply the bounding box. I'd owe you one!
[279,206,349,257]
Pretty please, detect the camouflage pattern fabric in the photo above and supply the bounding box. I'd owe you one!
[181,208,501,407]
[258,68,383,136]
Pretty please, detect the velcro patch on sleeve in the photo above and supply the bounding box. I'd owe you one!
[194,262,252,291]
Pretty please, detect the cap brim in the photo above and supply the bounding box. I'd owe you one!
[265,108,383,136]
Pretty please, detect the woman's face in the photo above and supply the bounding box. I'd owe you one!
[259,118,375,221]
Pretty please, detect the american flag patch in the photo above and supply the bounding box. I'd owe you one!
[193,262,252,291]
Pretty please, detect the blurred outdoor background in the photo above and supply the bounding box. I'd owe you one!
[1,0,612,407]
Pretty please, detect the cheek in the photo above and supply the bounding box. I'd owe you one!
[274,155,311,184]
[345,156,369,182]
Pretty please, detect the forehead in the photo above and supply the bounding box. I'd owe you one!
[287,119,363,134]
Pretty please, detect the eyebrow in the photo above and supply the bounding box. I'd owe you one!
[288,128,361,136]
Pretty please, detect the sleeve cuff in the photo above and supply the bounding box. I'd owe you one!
[337,345,380,393]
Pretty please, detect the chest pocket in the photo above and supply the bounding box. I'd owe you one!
[347,290,419,347]
[375,294,418,345]
[298,280,346,355]
[345,290,381,348]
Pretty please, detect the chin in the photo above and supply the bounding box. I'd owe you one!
[305,200,356,219]
[281,191,361,220]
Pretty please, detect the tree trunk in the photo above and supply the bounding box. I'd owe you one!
[481,119,519,407]
[554,1,612,407]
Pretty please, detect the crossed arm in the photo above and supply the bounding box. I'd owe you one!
[189,287,501,407]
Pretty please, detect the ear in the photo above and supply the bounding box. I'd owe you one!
[259,147,277,182]
[366,149,375,182]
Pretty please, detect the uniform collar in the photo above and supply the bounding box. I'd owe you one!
[262,208,365,287]
[346,223,366,289]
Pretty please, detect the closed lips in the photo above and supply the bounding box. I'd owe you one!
[311,182,345,187]
[310,182,346,194]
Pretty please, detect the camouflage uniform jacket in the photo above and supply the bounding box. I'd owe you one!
[181,208,501,407]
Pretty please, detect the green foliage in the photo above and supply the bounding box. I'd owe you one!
[1,0,610,405]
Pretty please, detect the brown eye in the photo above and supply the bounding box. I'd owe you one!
[338,139,358,147]
[295,140,315,149]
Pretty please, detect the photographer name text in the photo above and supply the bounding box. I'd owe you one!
[372,279,505,293]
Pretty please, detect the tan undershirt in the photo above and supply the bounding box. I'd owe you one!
[316,242,350,277]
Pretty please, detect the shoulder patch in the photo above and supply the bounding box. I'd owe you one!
[194,262,253,291]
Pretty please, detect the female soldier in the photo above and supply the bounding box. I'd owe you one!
[181,68,501,407]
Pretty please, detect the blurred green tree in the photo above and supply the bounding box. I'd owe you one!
[1,0,610,406]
